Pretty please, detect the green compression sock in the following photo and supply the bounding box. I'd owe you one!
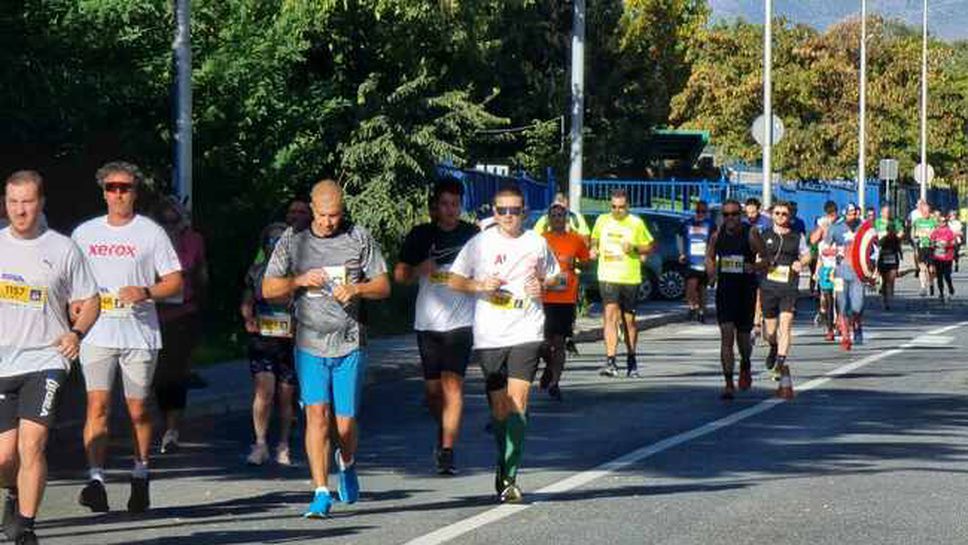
[492,417,508,475]
[504,412,528,481]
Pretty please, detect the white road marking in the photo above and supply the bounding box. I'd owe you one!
[404,320,968,545]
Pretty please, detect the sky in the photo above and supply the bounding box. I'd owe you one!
[708,0,967,42]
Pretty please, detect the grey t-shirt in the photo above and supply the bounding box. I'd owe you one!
[265,223,388,358]
[0,227,98,377]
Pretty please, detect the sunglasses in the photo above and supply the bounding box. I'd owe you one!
[611,205,628,210]
[104,183,133,194]
[723,211,741,218]
[495,206,523,216]
[549,211,567,218]
[773,211,789,217]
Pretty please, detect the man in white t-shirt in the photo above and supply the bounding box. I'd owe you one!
[449,184,560,503]
[0,171,100,544]
[72,162,183,514]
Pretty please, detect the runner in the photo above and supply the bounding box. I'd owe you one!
[810,201,840,340]
[948,211,964,273]
[789,201,807,237]
[531,192,591,242]
[539,201,590,401]
[71,161,184,514]
[743,197,771,342]
[874,205,904,310]
[931,215,957,302]
[241,222,297,466]
[910,200,937,296]
[0,171,100,544]
[759,201,811,397]
[395,177,478,475]
[262,179,391,518]
[590,189,654,378]
[678,200,715,323]
[826,204,866,349]
[705,199,766,399]
[448,184,559,503]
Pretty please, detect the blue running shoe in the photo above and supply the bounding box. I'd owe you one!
[336,452,360,504]
[853,327,864,345]
[303,490,332,519]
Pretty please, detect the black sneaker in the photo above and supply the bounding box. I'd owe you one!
[565,339,579,356]
[435,448,457,476]
[697,312,705,324]
[127,476,150,513]
[548,384,562,401]
[2,493,18,541]
[15,529,37,545]
[79,480,109,513]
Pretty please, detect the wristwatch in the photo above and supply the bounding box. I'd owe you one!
[70,328,86,340]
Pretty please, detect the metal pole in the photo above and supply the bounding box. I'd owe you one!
[858,0,867,211]
[568,0,585,216]
[762,0,773,208]
[920,0,928,202]
[173,0,193,214]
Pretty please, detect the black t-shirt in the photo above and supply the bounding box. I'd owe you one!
[400,221,479,267]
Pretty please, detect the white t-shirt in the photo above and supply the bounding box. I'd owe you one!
[0,228,98,377]
[450,228,560,349]
[72,215,182,350]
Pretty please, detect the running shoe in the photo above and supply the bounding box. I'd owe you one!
[626,355,639,378]
[697,312,705,324]
[499,480,523,504]
[853,328,864,345]
[127,475,150,513]
[720,386,735,400]
[435,448,457,476]
[78,479,109,513]
[246,443,270,466]
[275,445,292,466]
[919,287,927,297]
[824,330,836,342]
[565,339,579,356]
[159,429,179,454]
[738,369,752,390]
[15,529,37,545]
[764,345,778,371]
[335,450,360,504]
[2,492,17,540]
[840,336,852,351]
[548,384,563,402]
[303,490,332,519]
[599,362,619,378]
[930,285,935,296]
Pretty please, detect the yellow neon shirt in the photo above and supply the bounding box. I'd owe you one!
[591,213,654,284]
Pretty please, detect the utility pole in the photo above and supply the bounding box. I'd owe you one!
[568,0,585,215]
[173,0,193,214]
[858,0,867,211]
[762,0,773,208]
[919,0,928,202]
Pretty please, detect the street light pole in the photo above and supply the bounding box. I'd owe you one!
[173,0,193,214]
[919,0,928,202]
[568,0,585,216]
[762,0,773,208]
[858,0,867,212]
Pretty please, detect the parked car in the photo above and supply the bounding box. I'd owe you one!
[578,209,691,302]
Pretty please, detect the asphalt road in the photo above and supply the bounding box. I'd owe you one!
[36,271,968,544]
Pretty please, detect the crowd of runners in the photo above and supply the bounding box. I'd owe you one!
[0,166,963,542]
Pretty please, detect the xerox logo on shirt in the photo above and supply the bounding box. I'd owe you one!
[88,244,137,258]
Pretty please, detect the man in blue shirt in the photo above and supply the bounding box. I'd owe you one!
[678,200,716,322]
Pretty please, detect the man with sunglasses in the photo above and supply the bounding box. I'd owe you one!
[448,185,560,503]
[263,179,390,518]
[396,177,479,475]
[590,189,654,378]
[825,203,866,349]
[760,201,811,398]
[705,199,767,399]
[71,161,184,514]
[679,200,716,323]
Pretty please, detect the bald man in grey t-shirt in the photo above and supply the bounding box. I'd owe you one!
[263,179,390,519]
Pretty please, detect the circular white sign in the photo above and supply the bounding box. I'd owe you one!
[752,114,785,146]
[914,163,935,185]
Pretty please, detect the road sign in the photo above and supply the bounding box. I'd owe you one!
[914,163,935,185]
[878,159,898,181]
[752,114,784,147]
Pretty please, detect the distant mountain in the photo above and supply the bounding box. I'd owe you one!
[709,0,967,42]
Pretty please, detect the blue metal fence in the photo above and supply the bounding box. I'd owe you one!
[582,179,730,212]
[437,164,556,216]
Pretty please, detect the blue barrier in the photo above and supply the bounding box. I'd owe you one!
[582,179,730,212]
[437,164,555,216]
[905,187,959,214]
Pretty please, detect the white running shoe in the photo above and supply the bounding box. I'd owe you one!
[159,429,179,454]
[246,443,270,466]
[275,445,292,466]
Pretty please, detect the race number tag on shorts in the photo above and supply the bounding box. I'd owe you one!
[0,281,47,309]
[719,255,744,274]
[100,292,132,317]
[257,312,293,338]
[767,265,791,283]
[487,289,526,310]
[689,241,706,257]
[833,278,844,293]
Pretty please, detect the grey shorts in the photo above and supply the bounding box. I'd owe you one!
[79,344,159,400]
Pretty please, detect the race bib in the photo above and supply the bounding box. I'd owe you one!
[257,312,293,338]
[305,266,348,298]
[833,278,844,293]
[767,265,791,283]
[880,254,897,265]
[487,289,527,310]
[0,280,47,309]
[100,292,133,317]
[546,273,569,292]
[719,255,744,274]
[935,245,949,257]
[689,241,706,257]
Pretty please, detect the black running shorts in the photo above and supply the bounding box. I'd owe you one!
[248,336,297,386]
[474,342,542,392]
[715,281,756,331]
[760,287,798,319]
[599,282,638,313]
[543,303,577,338]
[416,327,473,380]
[0,369,68,432]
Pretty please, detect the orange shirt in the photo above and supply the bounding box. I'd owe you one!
[542,230,590,305]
